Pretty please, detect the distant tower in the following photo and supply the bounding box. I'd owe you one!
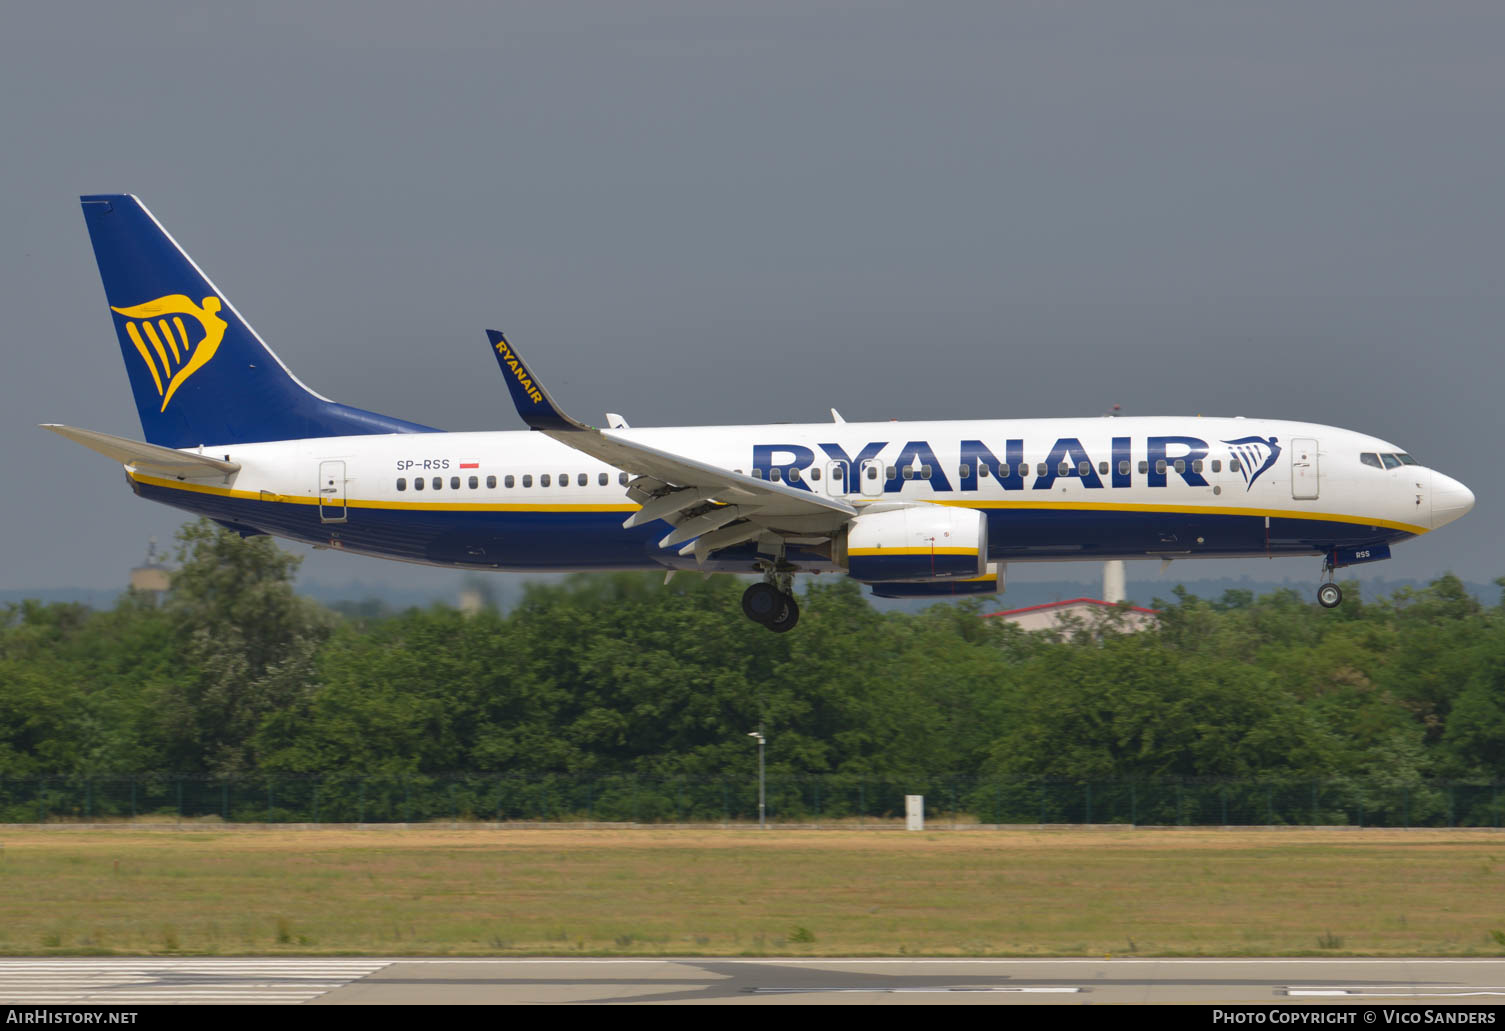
[457,575,496,617]
[129,538,171,600]
[457,584,486,617]
[1102,560,1126,605]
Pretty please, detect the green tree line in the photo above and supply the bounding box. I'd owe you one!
[2,520,1503,796]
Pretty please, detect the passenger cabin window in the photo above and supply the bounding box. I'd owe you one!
[1173,459,1185,474]
[810,468,821,481]
[1078,461,1090,476]
[578,473,588,486]
[886,466,896,480]
[788,468,801,482]
[450,476,460,490]
[1058,462,1070,476]
[959,464,971,478]
[619,472,629,485]
[1211,460,1221,473]
[1138,461,1148,474]
[1098,461,1109,475]
[487,475,497,488]
[1119,460,1130,476]
[1229,459,1241,473]
[1037,462,1047,477]
[522,474,532,487]
[922,465,933,478]
[751,468,763,479]
[397,478,407,491]
[1381,454,1402,470]
[867,465,879,479]
[414,477,424,491]
[902,466,915,480]
[1192,460,1203,473]
[1155,460,1167,475]
[559,472,568,485]
[432,476,442,490]
[540,474,551,487]
[770,469,782,482]
[598,472,608,486]
[1360,453,1383,469]
[468,476,478,489]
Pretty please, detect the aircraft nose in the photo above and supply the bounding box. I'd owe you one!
[1431,472,1475,530]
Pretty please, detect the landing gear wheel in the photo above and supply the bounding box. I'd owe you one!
[1317,583,1343,609]
[742,582,783,625]
[767,597,800,634]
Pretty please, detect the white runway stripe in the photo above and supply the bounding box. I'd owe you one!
[0,960,389,1005]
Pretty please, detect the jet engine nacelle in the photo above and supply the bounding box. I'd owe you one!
[869,563,1002,598]
[839,505,988,582]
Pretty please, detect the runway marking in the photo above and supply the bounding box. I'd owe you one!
[0,960,389,1005]
[746,986,1083,994]
[1287,987,1505,998]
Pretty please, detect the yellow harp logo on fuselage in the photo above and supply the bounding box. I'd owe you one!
[111,294,228,412]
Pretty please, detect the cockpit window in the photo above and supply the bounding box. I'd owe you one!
[1360,453,1383,469]
[1396,453,1418,466]
[1381,454,1402,470]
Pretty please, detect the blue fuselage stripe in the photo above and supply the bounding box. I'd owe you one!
[133,480,1415,571]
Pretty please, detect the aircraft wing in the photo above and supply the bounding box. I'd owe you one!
[40,424,240,478]
[486,331,855,561]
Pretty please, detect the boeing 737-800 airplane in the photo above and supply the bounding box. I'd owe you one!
[46,195,1474,631]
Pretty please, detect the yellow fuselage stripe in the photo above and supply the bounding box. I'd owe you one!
[129,471,638,513]
[128,471,1428,534]
[929,498,1426,535]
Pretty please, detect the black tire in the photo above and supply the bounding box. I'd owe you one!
[1317,583,1343,609]
[767,597,800,633]
[742,582,782,625]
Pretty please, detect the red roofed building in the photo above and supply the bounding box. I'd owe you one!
[985,597,1160,634]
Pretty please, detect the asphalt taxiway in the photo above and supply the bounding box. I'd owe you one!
[4,958,1505,1005]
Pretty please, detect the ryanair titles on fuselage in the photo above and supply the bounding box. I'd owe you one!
[753,435,1279,493]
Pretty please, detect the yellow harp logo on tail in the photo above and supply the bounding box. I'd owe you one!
[110,295,228,412]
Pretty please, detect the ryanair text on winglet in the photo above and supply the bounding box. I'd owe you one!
[495,339,544,404]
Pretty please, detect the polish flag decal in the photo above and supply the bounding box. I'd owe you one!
[459,462,479,469]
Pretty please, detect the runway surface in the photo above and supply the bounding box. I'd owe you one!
[3,958,1505,1005]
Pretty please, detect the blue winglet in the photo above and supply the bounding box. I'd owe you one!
[486,330,579,432]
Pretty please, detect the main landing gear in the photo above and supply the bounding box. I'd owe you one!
[1316,551,1342,609]
[742,570,799,633]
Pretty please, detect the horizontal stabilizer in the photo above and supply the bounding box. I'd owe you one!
[40,424,239,478]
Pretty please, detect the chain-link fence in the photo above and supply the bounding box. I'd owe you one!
[2,776,1500,827]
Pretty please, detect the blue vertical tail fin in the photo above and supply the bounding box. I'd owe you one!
[80,194,436,448]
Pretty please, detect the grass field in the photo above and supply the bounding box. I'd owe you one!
[2,826,1504,957]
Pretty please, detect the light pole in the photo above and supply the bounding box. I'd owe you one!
[748,727,765,829]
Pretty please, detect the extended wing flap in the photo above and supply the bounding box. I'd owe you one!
[41,424,240,478]
[484,330,856,529]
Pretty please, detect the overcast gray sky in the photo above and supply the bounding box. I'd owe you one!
[4,1,1502,595]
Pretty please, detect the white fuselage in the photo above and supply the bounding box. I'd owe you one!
[125,415,1468,576]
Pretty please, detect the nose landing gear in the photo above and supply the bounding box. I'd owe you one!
[1316,550,1343,608]
[742,569,800,633]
